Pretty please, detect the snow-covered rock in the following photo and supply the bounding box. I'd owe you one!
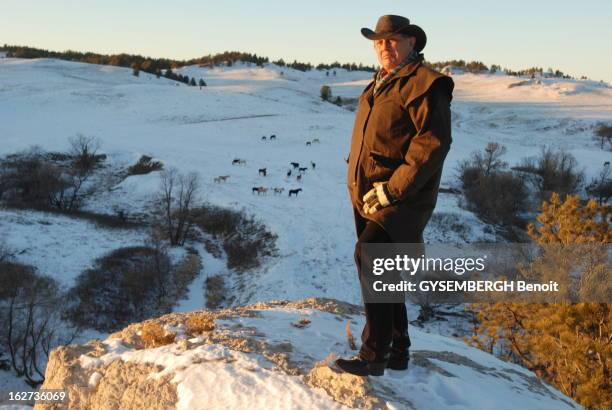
[35,298,579,410]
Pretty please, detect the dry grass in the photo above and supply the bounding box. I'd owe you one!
[185,314,215,336]
[140,322,176,348]
[345,321,357,350]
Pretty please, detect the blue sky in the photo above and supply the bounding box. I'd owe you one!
[3,0,611,82]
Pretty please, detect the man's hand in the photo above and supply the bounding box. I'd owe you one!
[362,181,395,215]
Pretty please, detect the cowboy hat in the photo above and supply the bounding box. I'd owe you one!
[361,15,427,52]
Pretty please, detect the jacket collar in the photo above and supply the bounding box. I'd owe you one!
[363,59,422,106]
[391,59,422,79]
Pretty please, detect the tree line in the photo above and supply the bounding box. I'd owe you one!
[2,44,591,80]
[426,59,580,79]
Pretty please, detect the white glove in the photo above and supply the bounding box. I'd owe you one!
[362,181,395,215]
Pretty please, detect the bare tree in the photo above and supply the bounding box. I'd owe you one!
[586,161,611,205]
[0,262,80,386]
[157,168,200,246]
[145,227,173,309]
[518,147,584,200]
[49,135,103,211]
[594,123,612,150]
[467,142,508,176]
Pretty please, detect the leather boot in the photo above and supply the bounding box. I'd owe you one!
[335,355,389,376]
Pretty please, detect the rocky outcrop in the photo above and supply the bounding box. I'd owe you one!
[35,298,578,410]
[35,298,377,410]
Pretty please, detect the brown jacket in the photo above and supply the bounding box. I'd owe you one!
[347,59,454,242]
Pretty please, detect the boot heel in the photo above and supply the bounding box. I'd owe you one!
[368,361,387,376]
[387,357,409,370]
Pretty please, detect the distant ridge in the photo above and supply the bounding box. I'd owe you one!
[2,44,591,80]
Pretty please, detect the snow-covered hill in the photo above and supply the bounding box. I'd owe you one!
[1,58,609,306]
[1,57,610,409]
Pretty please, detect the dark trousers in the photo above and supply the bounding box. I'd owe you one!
[354,219,411,362]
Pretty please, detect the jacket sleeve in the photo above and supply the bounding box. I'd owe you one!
[386,77,453,202]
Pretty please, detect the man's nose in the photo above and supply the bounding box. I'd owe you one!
[379,39,393,49]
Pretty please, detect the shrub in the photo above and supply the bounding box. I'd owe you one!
[320,85,332,101]
[140,322,175,348]
[515,147,584,201]
[0,136,104,212]
[204,274,226,309]
[192,204,242,238]
[223,216,278,271]
[0,146,67,208]
[65,246,173,332]
[66,242,200,332]
[458,143,529,228]
[594,123,612,150]
[127,155,163,176]
[192,203,278,272]
[185,314,215,336]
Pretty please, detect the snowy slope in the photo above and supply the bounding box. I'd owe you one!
[0,57,609,408]
[2,58,609,309]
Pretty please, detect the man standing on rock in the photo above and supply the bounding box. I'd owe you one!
[336,15,454,376]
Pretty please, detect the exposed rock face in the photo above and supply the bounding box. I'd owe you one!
[34,340,177,410]
[305,357,386,409]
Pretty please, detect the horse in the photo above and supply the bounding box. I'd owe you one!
[288,188,302,197]
[214,175,230,183]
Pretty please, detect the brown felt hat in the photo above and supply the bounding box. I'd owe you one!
[361,15,427,52]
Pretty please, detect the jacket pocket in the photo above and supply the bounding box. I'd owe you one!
[369,151,405,169]
[367,151,402,183]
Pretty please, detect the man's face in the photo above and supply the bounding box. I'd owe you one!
[373,34,415,72]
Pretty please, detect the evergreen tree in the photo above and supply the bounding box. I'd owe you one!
[131,62,140,77]
[320,85,332,101]
[468,193,611,409]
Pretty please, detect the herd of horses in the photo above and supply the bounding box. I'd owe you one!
[215,134,318,198]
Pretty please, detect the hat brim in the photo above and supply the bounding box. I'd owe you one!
[361,24,427,52]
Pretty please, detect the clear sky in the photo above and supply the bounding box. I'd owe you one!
[3,0,611,82]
